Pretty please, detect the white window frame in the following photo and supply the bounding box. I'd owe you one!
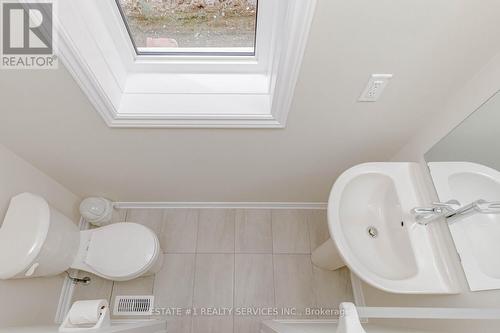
[55,0,317,128]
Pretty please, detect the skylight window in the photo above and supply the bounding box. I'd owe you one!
[115,0,258,56]
[56,0,315,127]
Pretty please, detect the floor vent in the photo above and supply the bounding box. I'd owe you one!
[113,296,154,316]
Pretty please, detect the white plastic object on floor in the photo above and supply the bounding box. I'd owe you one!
[79,197,114,226]
[337,303,367,333]
[59,300,110,332]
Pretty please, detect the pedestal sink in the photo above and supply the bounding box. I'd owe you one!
[323,162,459,294]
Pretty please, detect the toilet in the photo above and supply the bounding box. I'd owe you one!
[0,193,163,281]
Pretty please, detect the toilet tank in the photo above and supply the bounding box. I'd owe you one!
[0,193,80,279]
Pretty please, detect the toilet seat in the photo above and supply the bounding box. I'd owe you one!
[77,223,161,281]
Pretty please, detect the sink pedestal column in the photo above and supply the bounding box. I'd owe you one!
[311,238,345,270]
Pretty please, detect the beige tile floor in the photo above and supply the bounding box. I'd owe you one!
[72,208,353,333]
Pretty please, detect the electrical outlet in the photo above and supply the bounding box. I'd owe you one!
[358,74,393,102]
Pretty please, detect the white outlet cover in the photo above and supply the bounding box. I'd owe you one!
[358,74,393,102]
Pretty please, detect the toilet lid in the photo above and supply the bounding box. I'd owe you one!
[85,223,159,279]
[0,193,50,279]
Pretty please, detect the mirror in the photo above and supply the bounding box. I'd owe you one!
[426,92,500,169]
[425,91,500,292]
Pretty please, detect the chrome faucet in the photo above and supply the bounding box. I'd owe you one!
[411,200,461,225]
[447,199,500,224]
[412,199,500,225]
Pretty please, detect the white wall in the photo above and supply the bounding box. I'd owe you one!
[361,52,500,332]
[0,144,80,327]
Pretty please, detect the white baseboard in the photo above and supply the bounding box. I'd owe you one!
[113,202,327,210]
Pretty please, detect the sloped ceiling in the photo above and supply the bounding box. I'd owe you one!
[1,0,500,202]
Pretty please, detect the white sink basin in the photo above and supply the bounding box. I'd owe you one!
[429,162,500,291]
[328,162,459,294]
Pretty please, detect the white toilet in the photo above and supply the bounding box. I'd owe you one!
[0,193,163,281]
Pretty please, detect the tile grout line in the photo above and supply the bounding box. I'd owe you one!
[306,211,320,315]
[151,209,168,300]
[270,210,277,320]
[108,208,128,308]
[190,209,201,333]
[232,209,237,333]
[150,209,163,312]
[154,209,162,321]
[163,251,277,255]
[308,255,319,319]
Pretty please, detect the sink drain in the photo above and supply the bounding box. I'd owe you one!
[367,226,378,238]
